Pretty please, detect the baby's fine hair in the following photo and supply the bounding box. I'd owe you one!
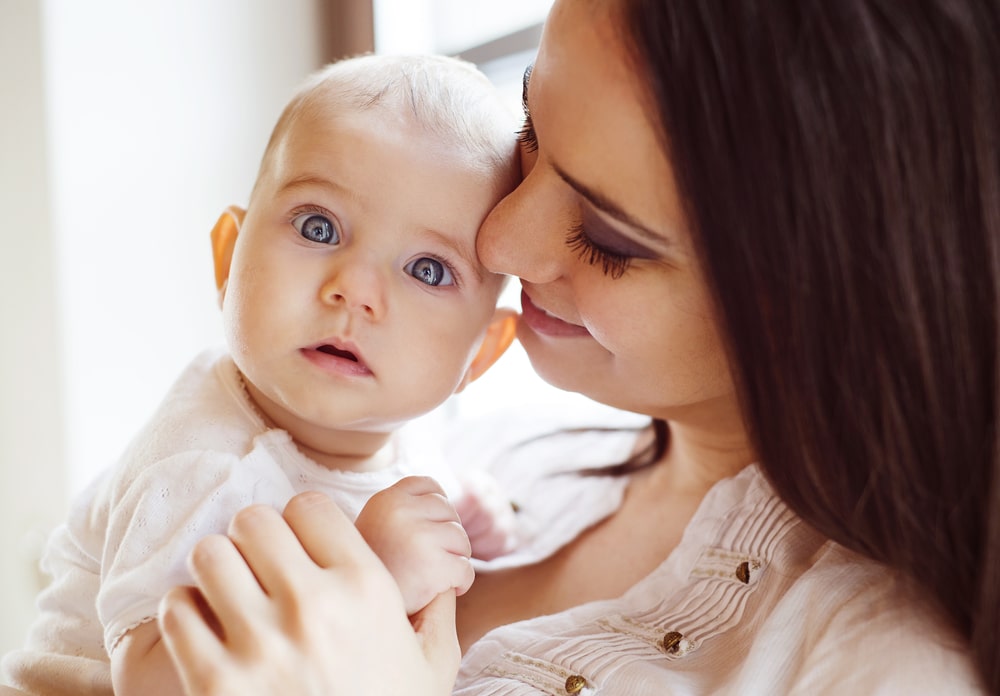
[257,53,517,185]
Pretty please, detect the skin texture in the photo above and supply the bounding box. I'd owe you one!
[222,106,511,471]
[456,0,754,647]
[479,0,741,429]
[156,1,755,693]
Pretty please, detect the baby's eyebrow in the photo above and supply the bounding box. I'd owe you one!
[277,173,484,282]
[419,228,484,284]
[277,174,351,199]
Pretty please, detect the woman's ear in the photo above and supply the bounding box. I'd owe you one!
[455,308,519,393]
[210,206,246,306]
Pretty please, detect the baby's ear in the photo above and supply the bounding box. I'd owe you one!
[456,308,518,393]
[210,206,246,306]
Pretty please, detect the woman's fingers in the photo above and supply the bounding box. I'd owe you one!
[159,586,228,693]
[410,591,462,688]
[282,490,382,570]
[186,532,270,642]
[225,502,323,596]
[161,492,460,696]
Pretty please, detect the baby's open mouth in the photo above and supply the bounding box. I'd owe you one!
[316,344,358,362]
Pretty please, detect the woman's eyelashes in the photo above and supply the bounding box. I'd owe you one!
[292,211,340,245]
[518,60,640,280]
[517,64,538,153]
[565,222,631,279]
[517,114,538,154]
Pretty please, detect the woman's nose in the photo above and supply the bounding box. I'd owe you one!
[318,261,386,320]
[477,169,564,284]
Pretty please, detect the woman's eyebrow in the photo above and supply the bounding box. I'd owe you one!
[524,60,670,248]
[553,163,671,247]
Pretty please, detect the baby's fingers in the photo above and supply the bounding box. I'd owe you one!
[445,551,476,597]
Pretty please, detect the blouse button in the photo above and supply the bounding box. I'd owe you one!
[565,674,588,694]
[661,630,684,654]
[736,561,751,583]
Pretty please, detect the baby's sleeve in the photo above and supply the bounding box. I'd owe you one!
[96,448,295,655]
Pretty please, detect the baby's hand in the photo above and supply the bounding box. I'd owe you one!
[355,476,473,615]
[454,470,518,562]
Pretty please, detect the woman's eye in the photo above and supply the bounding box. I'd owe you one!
[516,114,538,154]
[517,64,538,154]
[405,257,454,287]
[566,223,631,279]
[292,213,340,245]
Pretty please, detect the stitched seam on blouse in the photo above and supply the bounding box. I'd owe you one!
[595,616,696,658]
[690,548,765,585]
[474,473,812,692]
[591,546,768,661]
[107,614,157,655]
[679,566,763,640]
[485,651,591,695]
[627,577,758,639]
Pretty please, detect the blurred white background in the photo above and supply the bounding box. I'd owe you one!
[0,0,621,659]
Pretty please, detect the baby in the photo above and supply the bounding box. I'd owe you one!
[3,54,520,696]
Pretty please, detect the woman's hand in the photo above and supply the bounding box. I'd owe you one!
[158,491,460,696]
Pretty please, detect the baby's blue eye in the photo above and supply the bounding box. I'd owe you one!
[405,257,454,286]
[292,213,340,245]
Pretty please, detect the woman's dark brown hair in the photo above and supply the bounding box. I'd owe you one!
[623,0,1000,689]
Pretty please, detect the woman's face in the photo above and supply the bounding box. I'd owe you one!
[478,0,735,421]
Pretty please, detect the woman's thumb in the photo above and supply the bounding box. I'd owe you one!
[411,590,461,687]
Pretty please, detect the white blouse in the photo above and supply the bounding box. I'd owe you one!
[449,405,983,695]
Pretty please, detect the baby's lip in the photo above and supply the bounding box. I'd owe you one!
[304,338,370,370]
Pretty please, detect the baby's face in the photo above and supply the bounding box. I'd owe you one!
[222,107,509,436]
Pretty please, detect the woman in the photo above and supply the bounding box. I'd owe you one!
[156,0,999,693]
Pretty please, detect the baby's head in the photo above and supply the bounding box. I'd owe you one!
[254,54,520,205]
[211,54,519,448]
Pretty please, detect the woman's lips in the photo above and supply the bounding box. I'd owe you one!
[519,289,591,338]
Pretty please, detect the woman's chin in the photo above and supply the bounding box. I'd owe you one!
[518,332,599,397]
